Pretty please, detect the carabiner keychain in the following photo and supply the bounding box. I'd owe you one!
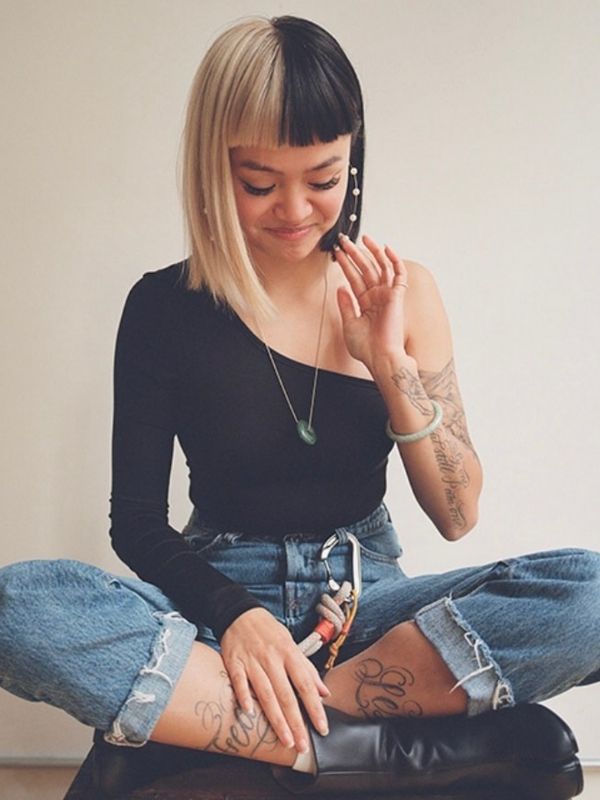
[298,531,362,669]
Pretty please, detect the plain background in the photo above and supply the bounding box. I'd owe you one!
[1,0,598,766]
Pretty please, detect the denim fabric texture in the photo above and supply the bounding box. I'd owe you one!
[0,502,598,745]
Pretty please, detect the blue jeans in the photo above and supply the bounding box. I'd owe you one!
[0,503,598,747]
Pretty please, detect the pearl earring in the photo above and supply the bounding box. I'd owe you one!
[346,165,359,236]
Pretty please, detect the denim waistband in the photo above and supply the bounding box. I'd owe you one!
[186,502,392,544]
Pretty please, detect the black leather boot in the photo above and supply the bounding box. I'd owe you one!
[271,703,583,798]
[91,729,222,798]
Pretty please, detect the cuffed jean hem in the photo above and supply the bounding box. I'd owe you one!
[104,610,197,747]
[414,596,515,716]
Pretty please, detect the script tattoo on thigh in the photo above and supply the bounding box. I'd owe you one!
[194,671,278,757]
[353,657,423,718]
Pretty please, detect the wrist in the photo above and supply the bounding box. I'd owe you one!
[369,351,418,382]
[213,597,266,642]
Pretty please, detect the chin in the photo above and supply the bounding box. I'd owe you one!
[282,244,323,263]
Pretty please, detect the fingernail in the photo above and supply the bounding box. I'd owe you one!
[319,723,329,736]
[299,739,309,753]
[333,244,340,251]
[283,734,294,748]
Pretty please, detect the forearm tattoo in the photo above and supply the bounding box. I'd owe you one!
[353,658,423,718]
[430,427,469,530]
[418,358,478,459]
[194,671,278,757]
[391,358,476,529]
[391,368,433,416]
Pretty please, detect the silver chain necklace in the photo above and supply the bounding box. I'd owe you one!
[254,273,329,445]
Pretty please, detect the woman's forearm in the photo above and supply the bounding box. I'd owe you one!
[371,353,483,540]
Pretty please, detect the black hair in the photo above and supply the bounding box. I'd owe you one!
[271,16,365,249]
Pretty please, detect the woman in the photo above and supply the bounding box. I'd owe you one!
[0,15,597,798]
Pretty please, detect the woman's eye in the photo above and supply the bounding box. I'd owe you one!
[242,182,275,196]
[240,175,341,196]
[310,176,341,191]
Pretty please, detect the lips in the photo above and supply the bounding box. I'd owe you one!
[266,225,314,240]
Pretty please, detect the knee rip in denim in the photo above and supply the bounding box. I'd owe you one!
[106,691,158,748]
[449,629,512,711]
[135,611,187,687]
[104,611,187,747]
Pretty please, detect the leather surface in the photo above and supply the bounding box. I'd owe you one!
[271,704,583,798]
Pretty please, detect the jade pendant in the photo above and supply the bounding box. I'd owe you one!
[297,420,317,445]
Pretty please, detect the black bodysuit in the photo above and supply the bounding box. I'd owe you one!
[110,261,393,638]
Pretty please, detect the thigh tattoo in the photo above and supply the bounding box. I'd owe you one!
[353,657,423,718]
[194,670,279,757]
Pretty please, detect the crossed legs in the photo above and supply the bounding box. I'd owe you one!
[150,620,467,765]
[1,550,597,769]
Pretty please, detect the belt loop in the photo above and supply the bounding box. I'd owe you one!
[336,529,349,545]
[383,502,392,523]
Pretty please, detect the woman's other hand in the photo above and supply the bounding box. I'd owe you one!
[334,233,410,372]
[220,607,330,752]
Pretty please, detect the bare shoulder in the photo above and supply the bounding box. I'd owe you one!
[400,259,451,364]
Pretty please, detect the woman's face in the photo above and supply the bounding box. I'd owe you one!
[229,134,352,265]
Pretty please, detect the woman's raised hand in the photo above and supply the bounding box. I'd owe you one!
[220,607,330,752]
[334,233,409,372]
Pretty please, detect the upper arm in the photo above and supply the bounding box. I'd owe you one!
[403,260,477,457]
[110,275,180,560]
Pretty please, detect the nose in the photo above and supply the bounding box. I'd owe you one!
[273,187,313,225]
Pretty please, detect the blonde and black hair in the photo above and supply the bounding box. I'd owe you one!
[180,15,365,317]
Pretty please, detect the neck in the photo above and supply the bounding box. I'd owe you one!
[254,249,334,306]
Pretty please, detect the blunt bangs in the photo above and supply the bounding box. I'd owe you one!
[272,16,363,147]
[225,18,363,151]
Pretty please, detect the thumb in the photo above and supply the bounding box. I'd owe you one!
[336,287,358,325]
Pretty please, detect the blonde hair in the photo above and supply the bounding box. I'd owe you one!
[180,16,365,319]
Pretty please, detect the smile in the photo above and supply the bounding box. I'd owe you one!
[266,225,314,241]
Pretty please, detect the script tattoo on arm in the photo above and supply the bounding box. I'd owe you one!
[353,658,423,718]
[194,671,278,758]
[391,359,475,530]
[417,359,476,530]
[429,427,470,530]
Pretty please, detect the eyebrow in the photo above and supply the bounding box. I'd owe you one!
[238,155,343,174]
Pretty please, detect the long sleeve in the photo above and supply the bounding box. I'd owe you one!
[109,272,264,640]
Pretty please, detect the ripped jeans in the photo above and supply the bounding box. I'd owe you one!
[0,503,598,747]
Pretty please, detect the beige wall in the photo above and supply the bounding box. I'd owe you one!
[1,0,598,763]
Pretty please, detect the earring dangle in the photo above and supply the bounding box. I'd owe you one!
[345,165,360,237]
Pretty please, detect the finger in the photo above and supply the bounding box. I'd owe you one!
[268,664,312,752]
[362,234,393,286]
[384,244,409,289]
[305,657,331,697]
[227,660,255,715]
[291,667,330,735]
[336,286,358,326]
[339,234,380,288]
[333,244,367,299]
[313,668,331,697]
[250,666,295,749]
